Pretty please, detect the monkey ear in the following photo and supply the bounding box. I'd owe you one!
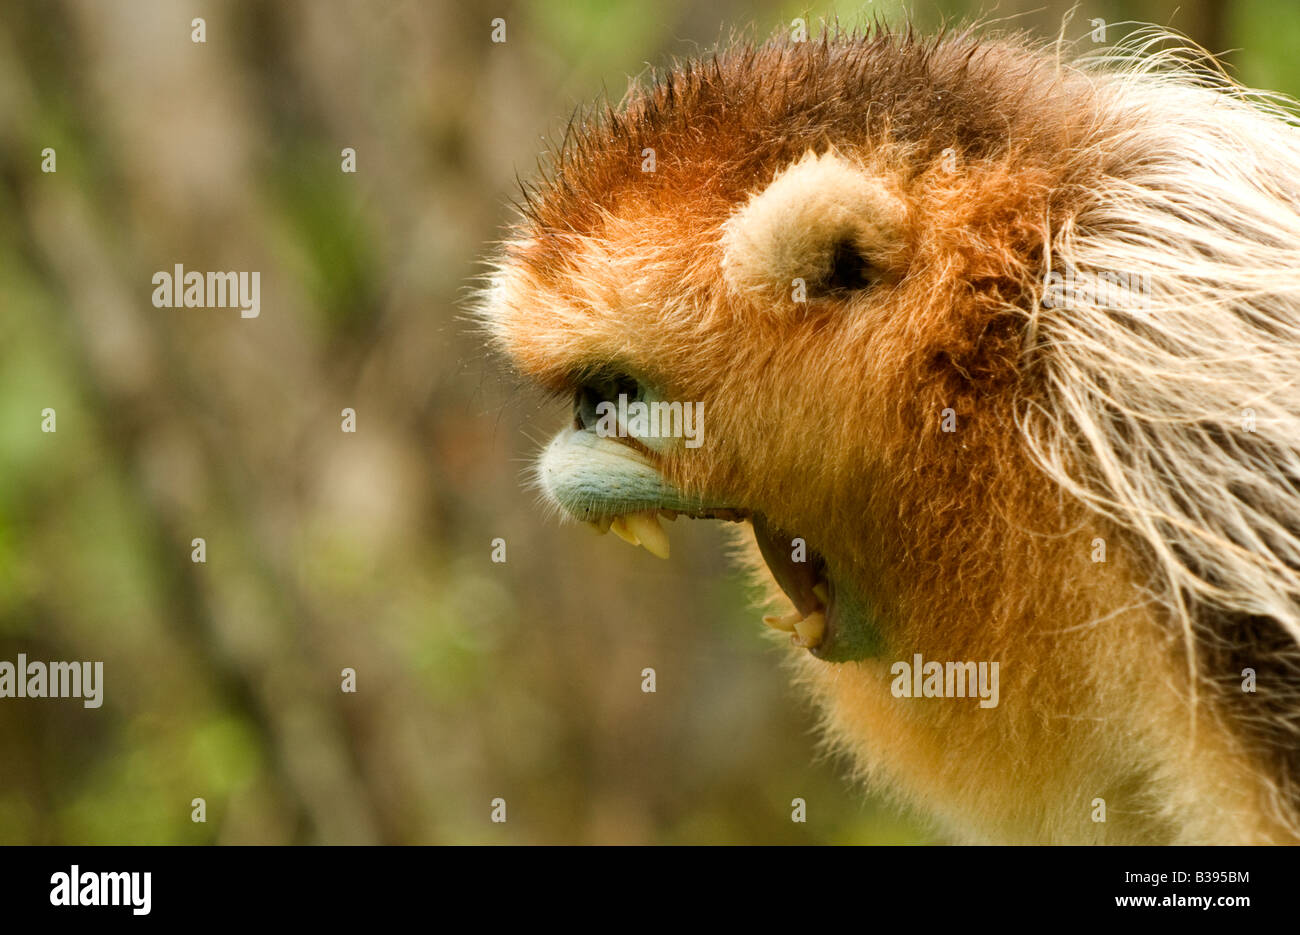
[720,149,908,303]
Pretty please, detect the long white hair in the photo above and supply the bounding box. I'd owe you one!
[1021,27,1300,824]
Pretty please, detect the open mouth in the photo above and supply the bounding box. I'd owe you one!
[538,372,840,655]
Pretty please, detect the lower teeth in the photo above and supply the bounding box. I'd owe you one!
[763,581,829,649]
[792,611,826,649]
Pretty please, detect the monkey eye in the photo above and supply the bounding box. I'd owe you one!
[573,373,642,431]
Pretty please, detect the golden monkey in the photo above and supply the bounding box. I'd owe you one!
[481,26,1300,844]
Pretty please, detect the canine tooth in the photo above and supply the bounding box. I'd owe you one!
[595,515,613,534]
[610,516,640,546]
[812,582,829,604]
[625,511,670,559]
[586,518,611,535]
[763,609,801,632]
[792,611,826,648]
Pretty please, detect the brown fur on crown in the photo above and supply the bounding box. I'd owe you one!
[485,25,1300,842]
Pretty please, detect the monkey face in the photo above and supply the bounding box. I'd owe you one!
[483,133,978,661]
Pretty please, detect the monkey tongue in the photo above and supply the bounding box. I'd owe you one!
[752,513,825,617]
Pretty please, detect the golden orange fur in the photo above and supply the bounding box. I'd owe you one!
[481,26,1300,843]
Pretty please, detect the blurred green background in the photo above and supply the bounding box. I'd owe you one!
[0,0,1282,844]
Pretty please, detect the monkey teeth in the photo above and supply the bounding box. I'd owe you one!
[792,611,826,649]
[762,584,830,649]
[592,506,745,558]
[624,512,670,559]
[763,609,801,632]
[609,515,640,545]
[600,510,672,559]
